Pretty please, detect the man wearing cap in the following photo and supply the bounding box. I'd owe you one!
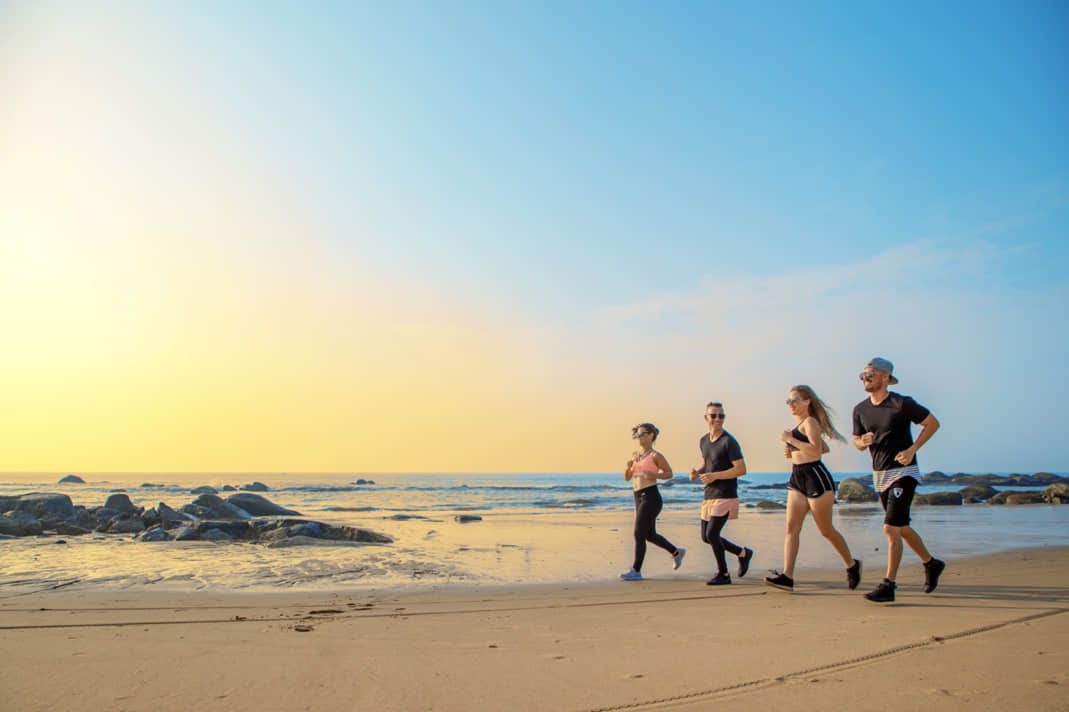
[852,357,945,603]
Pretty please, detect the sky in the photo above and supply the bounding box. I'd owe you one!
[1,1,1067,474]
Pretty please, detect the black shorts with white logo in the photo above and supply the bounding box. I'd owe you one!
[788,461,837,499]
[879,475,918,526]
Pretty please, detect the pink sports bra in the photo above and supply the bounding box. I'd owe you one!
[632,452,659,475]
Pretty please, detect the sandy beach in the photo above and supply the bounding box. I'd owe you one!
[2,546,1066,712]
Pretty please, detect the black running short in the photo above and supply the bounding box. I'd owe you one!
[787,461,836,499]
[879,475,918,527]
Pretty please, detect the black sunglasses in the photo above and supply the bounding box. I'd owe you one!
[705,413,725,419]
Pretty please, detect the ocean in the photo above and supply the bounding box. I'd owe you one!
[1,471,1067,594]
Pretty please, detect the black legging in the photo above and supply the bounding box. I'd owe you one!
[633,486,678,571]
[701,514,742,575]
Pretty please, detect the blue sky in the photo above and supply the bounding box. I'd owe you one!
[246,2,1064,311]
[2,1,1067,472]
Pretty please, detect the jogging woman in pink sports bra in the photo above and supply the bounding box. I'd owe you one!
[620,422,685,581]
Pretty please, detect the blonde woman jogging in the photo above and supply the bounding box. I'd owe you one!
[765,385,861,592]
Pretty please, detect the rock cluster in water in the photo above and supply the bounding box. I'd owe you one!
[0,491,393,545]
[831,472,1069,506]
[921,471,1065,486]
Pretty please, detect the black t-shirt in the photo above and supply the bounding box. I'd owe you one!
[852,392,931,472]
[699,431,744,499]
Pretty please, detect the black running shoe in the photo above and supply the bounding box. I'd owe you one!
[923,558,945,593]
[738,548,753,578]
[846,559,862,590]
[864,578,896,603]
[764,571,794,592]
[706,573,732,586]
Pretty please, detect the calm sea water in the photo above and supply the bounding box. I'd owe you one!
[1,472,1066,593]
[3,471,1059,513]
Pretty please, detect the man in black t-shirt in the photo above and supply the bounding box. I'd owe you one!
[852,357,945,603]
[689,401,753,586]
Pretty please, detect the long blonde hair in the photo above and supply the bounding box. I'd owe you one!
[790,385,846,443]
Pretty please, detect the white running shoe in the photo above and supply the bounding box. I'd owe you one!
[673,548,686,571]
[620,569,643,581]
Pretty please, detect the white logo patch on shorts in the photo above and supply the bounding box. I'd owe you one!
[892,487,904,498]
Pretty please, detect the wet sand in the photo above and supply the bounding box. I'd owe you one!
[1,546,1066,711]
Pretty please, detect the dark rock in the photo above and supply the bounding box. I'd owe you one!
[139,517,393,545]
[254,518,393,544]
[225,493,300,517]
[750,483,789,490]
[54,522,91,535]
[1004,491,1046,505]
[0,511,43,536]
[958,484,998,500]
[107,516,146,534]
[104,493,138,515]
[141,508,160,527]
[837,478,878,503]
[140,482,165,488]
[938,472,1069,487]
[190,486,218,495]
[157,502,192,527]
[182,494,251,520]
[1042,483,1069,504]
[952,473,999,484]
[386,514,427,521]
[987,492,1008,505]
[138,526,172,542]
[221,485,237,491]
[240,481,269,492]
[256,521,321,543]
[284,521,323,538]
[454,514,483,523]
[172,526,198,541]
[58,474,86,484]
[88,507,120,528]
[72,506,90,528]
[922,471,949,483]
[755,500,786,509]
[10,493,76,522]
[194,520,252,538]
[55,539,67,544]
[915,491,963,505]
[312,522,392,543]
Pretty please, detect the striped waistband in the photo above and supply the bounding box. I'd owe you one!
[872,464,920,492]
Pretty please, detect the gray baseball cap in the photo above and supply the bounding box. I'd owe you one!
[866,357,899,384]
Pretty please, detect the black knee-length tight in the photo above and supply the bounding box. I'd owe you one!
[701,514,742,575]
[632,486,678,571]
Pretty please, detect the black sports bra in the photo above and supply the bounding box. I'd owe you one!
[787,426,809,452]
